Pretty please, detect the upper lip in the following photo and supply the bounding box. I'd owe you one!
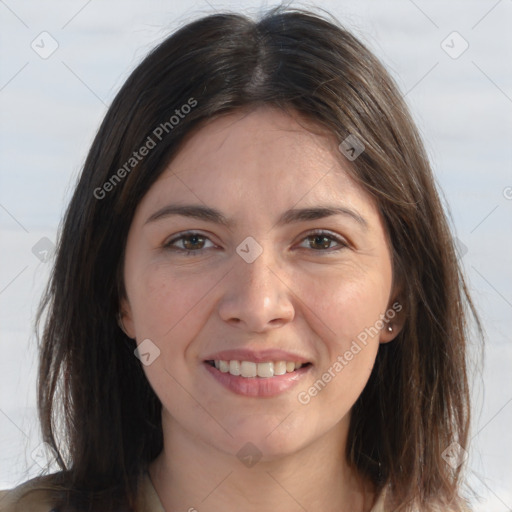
[203,349,311,364]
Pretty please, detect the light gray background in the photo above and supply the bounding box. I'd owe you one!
[1,0,511,510]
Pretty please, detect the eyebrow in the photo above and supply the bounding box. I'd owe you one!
[145,204,368,229]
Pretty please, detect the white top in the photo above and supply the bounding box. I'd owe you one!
[0,472,423,512]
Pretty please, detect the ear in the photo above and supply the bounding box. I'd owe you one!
[118,297,136,339]
[379,295,405,344]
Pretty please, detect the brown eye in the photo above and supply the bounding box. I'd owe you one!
[298,231,347,252]
[164,232,214,254]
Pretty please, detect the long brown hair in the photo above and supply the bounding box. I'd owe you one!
[32,6,481,511]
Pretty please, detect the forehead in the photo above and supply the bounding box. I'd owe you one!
[169,107,340,181]
[137,107,377,220]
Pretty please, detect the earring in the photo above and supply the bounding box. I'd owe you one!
[387,325,393,332]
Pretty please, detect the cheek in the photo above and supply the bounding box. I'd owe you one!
[294,275,385,412]
[127,265,219,396]
[292,264,391,348]
[301,268,390,406]
[127,261,225,348]
[333,279,388,340]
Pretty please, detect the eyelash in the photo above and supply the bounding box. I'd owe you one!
[163,229,349,256]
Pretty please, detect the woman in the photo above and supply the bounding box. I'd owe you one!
[0,6,481,512]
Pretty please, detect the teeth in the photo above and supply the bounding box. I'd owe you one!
[212,360,305,378]
[240,361,257,378]
[229,360,241,376]
[273,361,287,375]
[257,362,273,378]
[219,360,229,373]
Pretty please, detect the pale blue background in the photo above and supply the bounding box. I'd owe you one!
[1,1,511,509]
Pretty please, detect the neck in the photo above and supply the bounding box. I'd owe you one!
[149,413,374,512]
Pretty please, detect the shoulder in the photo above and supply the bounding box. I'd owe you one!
[0,471,163,512]
[0,475,59,512]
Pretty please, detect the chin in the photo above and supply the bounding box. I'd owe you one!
[218,416,313,460]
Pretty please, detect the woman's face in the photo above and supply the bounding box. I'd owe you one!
[121,106,401,460]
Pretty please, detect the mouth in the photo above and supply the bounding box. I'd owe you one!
[202,349,313,396]
[205,359,313,378]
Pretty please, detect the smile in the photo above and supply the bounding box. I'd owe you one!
[206,359,310,378]
[203,360,312,397]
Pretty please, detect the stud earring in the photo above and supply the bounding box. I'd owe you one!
[387,325,393,332]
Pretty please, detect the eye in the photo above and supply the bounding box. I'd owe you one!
[163,229,348,256]
[297,230,348,252]
[163,231,216,254]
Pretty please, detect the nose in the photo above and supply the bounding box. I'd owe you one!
[217,245,295,333]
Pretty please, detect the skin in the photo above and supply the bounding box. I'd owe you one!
[121,106,404,512]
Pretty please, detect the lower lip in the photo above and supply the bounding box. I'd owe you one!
[203,362,311,397]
